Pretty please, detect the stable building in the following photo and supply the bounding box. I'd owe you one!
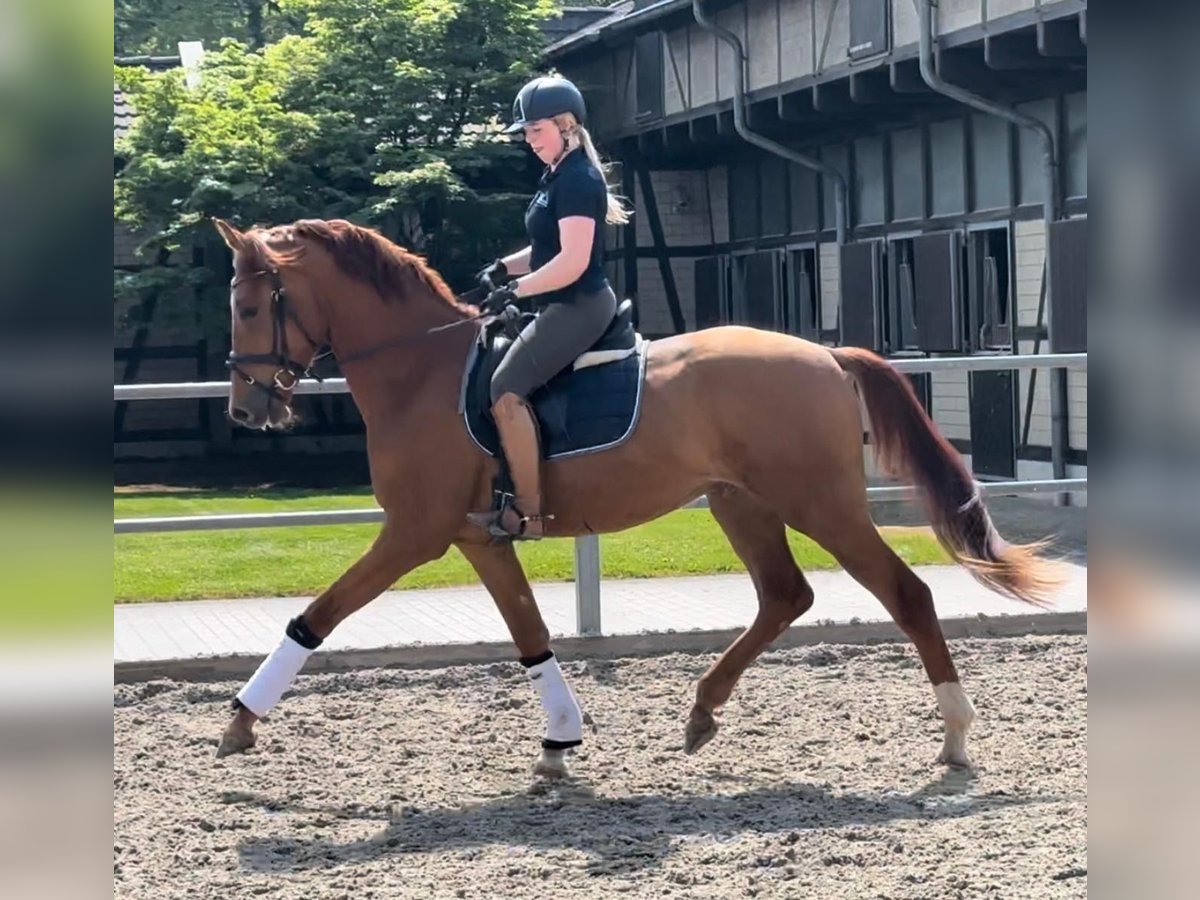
[548,0,1087,485]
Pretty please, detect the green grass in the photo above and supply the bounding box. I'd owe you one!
[114,488,951,603]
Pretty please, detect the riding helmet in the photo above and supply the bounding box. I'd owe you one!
[505,76,587,133]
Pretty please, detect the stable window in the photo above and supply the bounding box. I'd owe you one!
[1048,216,1086,352]
[785,247,820,340]
[729,161,760,242]
[912,231,964,352]
[694,255,731,329]
[849,0,891,60]
[760,157,789,237]
[634,31,664,123]
[839,240,885,350]
[886,232,963,353]
[969,370,1019,479]
[731,250,785,330]
[887,239,920,351]
[967,226,1013,351]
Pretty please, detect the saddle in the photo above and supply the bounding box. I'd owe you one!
[459,299,649,501]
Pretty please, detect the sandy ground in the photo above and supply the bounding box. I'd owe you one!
[114,635,1087,899]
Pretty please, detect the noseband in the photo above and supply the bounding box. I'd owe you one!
[226,268,329,403]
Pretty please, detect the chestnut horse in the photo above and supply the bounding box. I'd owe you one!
[211,217,1062,775]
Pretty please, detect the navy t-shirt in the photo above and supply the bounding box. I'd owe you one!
[524,149,610,303]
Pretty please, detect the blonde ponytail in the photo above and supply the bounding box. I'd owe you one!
[555,114,633,226]
[581,128,633,226]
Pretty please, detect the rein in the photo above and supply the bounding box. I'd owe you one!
[226,269,489,403]
[334,297,489,369]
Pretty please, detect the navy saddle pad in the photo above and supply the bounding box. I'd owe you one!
[460,299,649,460]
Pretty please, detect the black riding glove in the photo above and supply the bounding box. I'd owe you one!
[483,282,519,316]
[476,258,510,292]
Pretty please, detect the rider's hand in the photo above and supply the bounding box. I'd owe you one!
[483,282,519,316]
[476,258,509,292]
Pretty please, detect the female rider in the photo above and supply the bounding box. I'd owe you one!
[469,75,631,540]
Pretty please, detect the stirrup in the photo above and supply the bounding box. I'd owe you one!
[506,508,552,542]
[466,499,553,543]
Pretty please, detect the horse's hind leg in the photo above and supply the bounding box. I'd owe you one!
[686,484,815,754]
[798,506,975,768]
[457,540,583,779]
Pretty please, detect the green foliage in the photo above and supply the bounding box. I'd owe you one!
[115,0,563,329]
[115,1,302,55]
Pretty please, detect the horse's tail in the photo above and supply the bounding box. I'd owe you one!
[829,346,1065,606]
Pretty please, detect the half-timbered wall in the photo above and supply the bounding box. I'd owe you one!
[553,0,1086,478]
[564,0,1051,135]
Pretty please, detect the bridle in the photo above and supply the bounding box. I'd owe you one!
[225,268,330,404]
[225,267,495,405]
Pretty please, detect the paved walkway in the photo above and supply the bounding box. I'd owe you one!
[114,564,1087,665]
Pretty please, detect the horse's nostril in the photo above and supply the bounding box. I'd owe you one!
[230,406,251,423]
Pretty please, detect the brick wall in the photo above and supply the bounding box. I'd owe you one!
[1068,368,1087,451]
[930,371,972,442]
[1014,217,1088,453]
[627,167,729,334]
[633,169,721,248]
[818,241,840,331]
[1014,219,1052,446]
[1009,219,1087,454]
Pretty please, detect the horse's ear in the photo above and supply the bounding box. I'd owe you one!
[212,218,248,252]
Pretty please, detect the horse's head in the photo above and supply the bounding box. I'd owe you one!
[213,218,329,430]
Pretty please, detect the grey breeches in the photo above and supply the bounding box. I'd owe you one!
[490,285,618,404]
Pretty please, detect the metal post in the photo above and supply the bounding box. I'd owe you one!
[573,534,602,637]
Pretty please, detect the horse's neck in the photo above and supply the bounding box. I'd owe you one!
[326,285,472,423]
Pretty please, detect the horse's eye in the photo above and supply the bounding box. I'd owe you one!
[239,306,260,320]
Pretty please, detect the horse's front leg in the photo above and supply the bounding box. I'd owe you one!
[216,521,448,758]
[456,540,583,779]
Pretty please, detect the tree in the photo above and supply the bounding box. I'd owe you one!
[115,1,301,55]
[115,0,562,327]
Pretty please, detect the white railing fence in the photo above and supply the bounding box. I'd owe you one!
[115,353,1087,636]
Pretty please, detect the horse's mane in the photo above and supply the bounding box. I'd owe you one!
[251,219,471,312]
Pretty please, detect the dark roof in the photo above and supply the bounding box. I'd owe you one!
[543,0,710,59]
[114,87,136,142]
[114,56,181,145]
[543,6,624,43]
[114,55,183,69]
[545,1,635,56]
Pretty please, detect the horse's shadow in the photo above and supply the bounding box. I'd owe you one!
[235,770,1051,875]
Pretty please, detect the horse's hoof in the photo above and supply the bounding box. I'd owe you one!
[533,748,569,780]
[936,747,973,769]
[684,712,718,755]
[216,723,256,759]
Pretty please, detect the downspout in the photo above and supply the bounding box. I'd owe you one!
[691,0,848,244]
[918,0,1070,500]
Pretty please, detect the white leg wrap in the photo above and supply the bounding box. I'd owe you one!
[236,634,314,718]
[527,654,583,746]
[935,681,976,763]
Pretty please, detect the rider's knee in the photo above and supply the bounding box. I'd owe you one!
[491,388,527,412]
